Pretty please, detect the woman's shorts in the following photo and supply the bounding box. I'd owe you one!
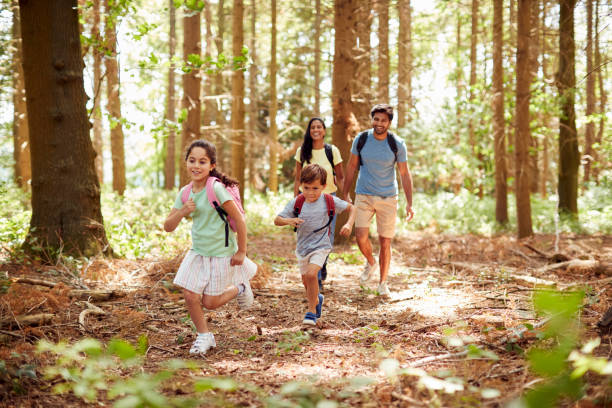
[354,194,398,238]
[296,248,331,275]
[173,250,257,296]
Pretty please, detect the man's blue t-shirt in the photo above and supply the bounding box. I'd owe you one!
[351,129,407,197]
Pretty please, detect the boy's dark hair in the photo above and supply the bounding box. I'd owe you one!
[370,104,394,121]
[300,164,327,186]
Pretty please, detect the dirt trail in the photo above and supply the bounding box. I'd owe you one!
[1,231,611,406]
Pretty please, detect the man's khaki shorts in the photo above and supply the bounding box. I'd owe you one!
[354,194,398,238]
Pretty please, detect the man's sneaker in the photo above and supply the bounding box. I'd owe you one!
[237,280,254,309]
[189,332,216,355]
[303,311,317,326]
[359,261,378,284]
[377,282,391,298]
[316,293,324,319]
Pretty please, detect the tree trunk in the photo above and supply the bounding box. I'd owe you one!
[539,0,550,198]
[528,0,540,194]
[12,1,30,190]
[215,0,228,171]
[557,0,579,215]
[376,0,389,102]
[593,0,606,183]
[19,0,109,258]
[493,0,507,224]
[515,0,533,238]
[454,7,463,144]
[314,0,322,116]
[332,0,358,244]
[231,0,246,197]
[180,8,201,186]
[202,0,215,135]
[91,0,103,185]
[583,0,595,183]
[397,0,412,128]
[468,0,478,155]
[268,0,278,193]
[104,0,126,195]
[247,0,259,190]
[352,0,372,127]
[163,0,176,190]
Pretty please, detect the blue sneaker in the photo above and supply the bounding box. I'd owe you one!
[303,311,317,326]
[316,293,324,319]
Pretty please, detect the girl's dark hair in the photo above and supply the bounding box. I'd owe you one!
[185,140,238,187]
[299,117,326,164]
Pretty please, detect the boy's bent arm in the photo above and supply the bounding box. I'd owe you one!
[338,203,356,236]
[275,215,304,228]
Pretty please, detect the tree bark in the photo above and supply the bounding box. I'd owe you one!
[247,0,259,190]
[332,0,359,243]
[19,0,109,258]
[557,0,579,215]
[493,0,507,224]
[593,0,606,183]
[397,0,412,128]
[163,0,176,190]
[468,0,478,155]
[215,0,228,171]
[314,0,322,116]
[515,0,533,238]
[376,0,389,102]
[11,0,30,190]
[528,0,540,194]
[202,0,215,134]
[352,0,372,127]
[231,0,246,197]
[583,0,595,183]
[104,0,126,196]
[268,0,278,192]
[91,0,103,185]
[180,8,201,186]
[454,6,463,145]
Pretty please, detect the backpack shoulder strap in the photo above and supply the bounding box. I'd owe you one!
[205,176,221,207]
[324,144,336,175]
[386,132,398,162]
[292,194,306,232]
[356,131,369,166]
[323,193,335,216]
[181,182,193,204]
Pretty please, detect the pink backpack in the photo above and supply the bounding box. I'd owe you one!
[181,176,245,246]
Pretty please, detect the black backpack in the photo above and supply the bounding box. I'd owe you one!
[302,144,336,177]
[356,130,398,166]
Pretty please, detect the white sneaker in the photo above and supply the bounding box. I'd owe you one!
[236,280,254,310]
[359,261,378,284]
[377,282,391,297]
[189,332,216,355]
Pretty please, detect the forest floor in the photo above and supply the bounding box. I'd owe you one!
[1,230,611,407]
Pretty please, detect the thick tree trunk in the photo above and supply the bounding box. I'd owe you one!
[12,1,30,190]
[539,0,550,198]
[180,9,201,186]
[268,0,278,192]
[528,0,540,194]
[493,0,507,224]
[91,0,103,185]
[202,0,215,136]
[352,0,372,127]
[557,0,579,215]
[314,0,322,116]
[583,0,595,183]
[332,0,358,244]
[104,0,126,196]
[163,0,176,190]
[376,0,389,102]
[231,0,246,197]
[215,0,229,171]
[397,0,412,128]
[515,0,533,238]
[19,0,109,258]
[468,0,478,155]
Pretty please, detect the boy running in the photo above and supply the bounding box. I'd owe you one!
[275,164,356,326]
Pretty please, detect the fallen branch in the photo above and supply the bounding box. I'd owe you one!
[408,350,469,368]
[0,313,55,328]
[69,289,126,301]
[510,274,556,287]
[12,277,57,288]
[78,302,106,330]
[535,259,612,275]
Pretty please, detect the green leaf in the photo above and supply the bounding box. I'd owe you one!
[528,348,568,377]
[194,377,237,392]
[108,339,137,360]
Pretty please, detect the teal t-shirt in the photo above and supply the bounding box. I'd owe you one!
[173,181,238,257]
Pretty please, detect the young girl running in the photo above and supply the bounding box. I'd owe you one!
[164,140,256,356]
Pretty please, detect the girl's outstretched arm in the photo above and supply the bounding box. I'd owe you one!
[222,200,246,265]
[164,199,195,232]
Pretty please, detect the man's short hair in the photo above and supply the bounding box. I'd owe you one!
[300,164,327,185]
[370,104,394,121]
